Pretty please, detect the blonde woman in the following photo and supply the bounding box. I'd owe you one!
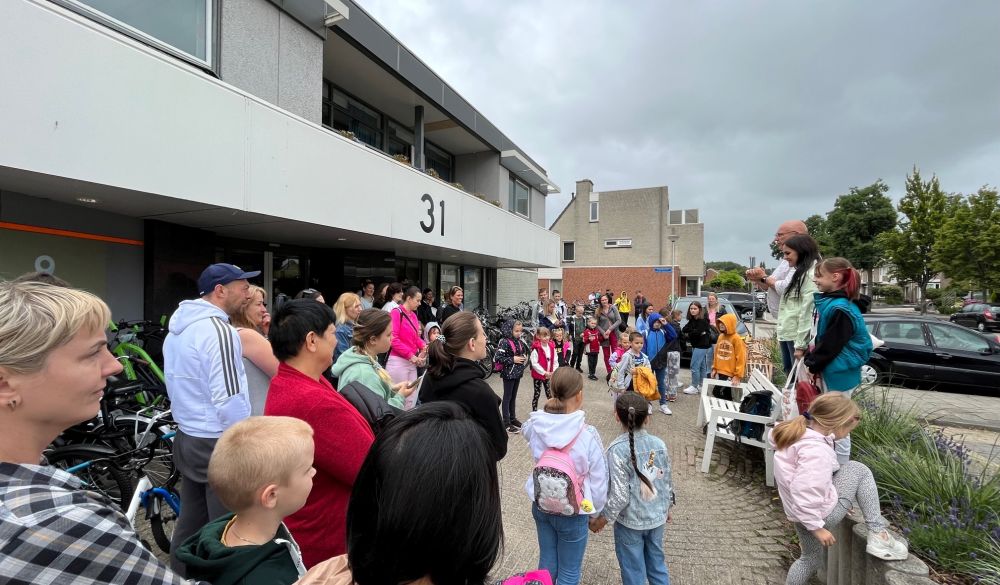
[333,292,363,363]
[230,285,277,415]
[331,308,413,409]
[0,280,187,583]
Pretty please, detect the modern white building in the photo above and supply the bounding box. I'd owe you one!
[0,0,559,319]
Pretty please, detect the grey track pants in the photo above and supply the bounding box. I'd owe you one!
[169,431,230,575]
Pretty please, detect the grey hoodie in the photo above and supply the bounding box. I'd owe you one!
[164,299,251,438]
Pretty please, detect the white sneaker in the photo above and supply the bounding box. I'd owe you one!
[866,530,908,561]
[683,385,700,395]
[647,403,653,415]
[659,404,673,415]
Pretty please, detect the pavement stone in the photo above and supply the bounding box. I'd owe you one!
[489,368,795,585]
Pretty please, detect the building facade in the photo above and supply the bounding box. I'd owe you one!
[0,0,558,319]
[543,179,705,309]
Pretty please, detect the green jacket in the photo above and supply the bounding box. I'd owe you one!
[331,347,403,408]
[176,513,305,585]
[777,261,819,349]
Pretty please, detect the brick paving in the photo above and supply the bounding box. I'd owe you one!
[489,368,795,585]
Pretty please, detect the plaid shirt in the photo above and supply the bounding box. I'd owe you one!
[0,462,190,585]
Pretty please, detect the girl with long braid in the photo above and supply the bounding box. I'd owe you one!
[591,391,674,585]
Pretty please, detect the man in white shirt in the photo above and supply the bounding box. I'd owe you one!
[746,220,808,373]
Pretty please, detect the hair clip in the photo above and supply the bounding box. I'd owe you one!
[627,406,636,415]
[436,335,446,342]
[802,411,813,420]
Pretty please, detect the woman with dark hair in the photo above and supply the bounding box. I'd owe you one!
[295,287,326,305]
[596,295,622,381]
[417,287,438,327]
[313,402,503,584]
[439,286,464,324]
[778,234,821,372]
[332,309,413,409]
[359,280,376,310]
[386,286,427,409]
[681,301,713,395]
[264,299,374,567]
[418,311,507,460]
[381,282,404,313]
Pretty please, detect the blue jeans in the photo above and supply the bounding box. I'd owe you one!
[780,340,795,374]
[614,522,670,585]
[532,504,590,585]
[690,348,710,390]
[654,367,668,404]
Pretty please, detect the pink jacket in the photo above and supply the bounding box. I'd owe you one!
[390,307,425,360]
[770,427,840,531]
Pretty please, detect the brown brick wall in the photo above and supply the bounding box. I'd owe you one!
[554,267,683,310]
[537,279,551,295]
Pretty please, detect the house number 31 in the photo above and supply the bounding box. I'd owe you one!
[419,194,445,236]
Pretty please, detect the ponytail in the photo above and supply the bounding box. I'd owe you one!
[427,312,479,378]
[771,416,809,450]
[772,393,861,450]
[543,367,583,414]
[615,392,653,493]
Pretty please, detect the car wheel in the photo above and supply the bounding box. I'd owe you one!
[978,322,986,332]
[860,363,881,385]
[741,310,753,321]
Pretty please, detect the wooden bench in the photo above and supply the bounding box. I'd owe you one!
[697,369,782,486]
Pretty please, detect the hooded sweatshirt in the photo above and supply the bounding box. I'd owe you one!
[418,357,507,460]
[331,347,402,409]
[712,313,747,379]
[423,321,441,343]
[770,427,840,531]
[176,513,306,585]
[494,319,529,379]
[521,410,608,515]
[643,313,676,366]
[164,299,252,438]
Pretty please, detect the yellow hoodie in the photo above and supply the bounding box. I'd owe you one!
[712,313,747,379]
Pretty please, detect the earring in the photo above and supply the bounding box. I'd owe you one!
[7,399,16,412]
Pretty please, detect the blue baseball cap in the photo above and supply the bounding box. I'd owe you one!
[197,263,262,296]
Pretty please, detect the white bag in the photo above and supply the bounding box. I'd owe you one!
[781,357,802,421]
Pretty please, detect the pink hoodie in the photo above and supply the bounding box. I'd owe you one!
[390,307,425,360]
[770,427,840,531]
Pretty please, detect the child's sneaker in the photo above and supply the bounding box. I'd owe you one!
[683,385,700,395]
[510,418,523,430]
[659,404,673,415]
[588,374,598,380]
[866,530,908,561]
[506,424,520,434]
[647,403,653,415]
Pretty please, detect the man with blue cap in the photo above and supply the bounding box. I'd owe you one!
[163,262,260,574]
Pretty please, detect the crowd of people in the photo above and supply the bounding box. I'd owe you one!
[0,214,910,585]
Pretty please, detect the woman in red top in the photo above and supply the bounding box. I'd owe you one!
[385,286,427,410]
[264,299,374,568]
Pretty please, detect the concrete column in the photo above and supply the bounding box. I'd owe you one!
[414,105,425,170]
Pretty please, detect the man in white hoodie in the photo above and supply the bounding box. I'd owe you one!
[164,262,259,574]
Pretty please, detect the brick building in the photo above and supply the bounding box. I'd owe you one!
[540,179,705,310]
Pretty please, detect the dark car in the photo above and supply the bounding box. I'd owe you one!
[862,315,1000,391]
[672,296,751,361]
[715,292,766,320]
[949,303,1000,332]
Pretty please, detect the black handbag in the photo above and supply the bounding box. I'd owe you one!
[338,381,403,435]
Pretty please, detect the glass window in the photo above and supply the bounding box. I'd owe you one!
[928,323,990,353]
[562,241,575,262]
[65,0,213,65]
[507,176,530,217]
[385,120,414,159]
[329,88,382,149]
[463,268,482,311]
[877,322,928,346]
[590,201,599,222]
[440,264,460,305]
[425,142,453,182]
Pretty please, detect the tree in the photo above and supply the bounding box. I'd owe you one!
[934,187,1000,298]
[804,214,834,257]
[705,270,746,291]
[825,180,897,292]
[876,167,947,314]
[705,261,748,272]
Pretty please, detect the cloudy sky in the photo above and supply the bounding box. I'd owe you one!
[360,0,1000,267]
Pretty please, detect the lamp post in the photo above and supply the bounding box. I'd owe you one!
[667,234,679,304]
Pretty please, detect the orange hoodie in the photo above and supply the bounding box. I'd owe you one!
[712,313,747,379]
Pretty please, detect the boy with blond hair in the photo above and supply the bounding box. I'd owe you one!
[177,416,315,585]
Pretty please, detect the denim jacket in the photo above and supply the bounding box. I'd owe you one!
[602,430,673,530]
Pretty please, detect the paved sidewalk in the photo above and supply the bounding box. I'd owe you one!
[489,371,794,585]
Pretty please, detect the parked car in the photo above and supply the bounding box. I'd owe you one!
[861,315,1000,390]
[949,303,1000,332]
[716,292,766,320]
[672,296,751,362]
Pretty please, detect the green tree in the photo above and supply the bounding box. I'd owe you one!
[825,180,898,291]
[876,167,947,314]
[706,270,746,291]
[934,187,1000,298]
[705,261,748,272]
[804,214,834,257]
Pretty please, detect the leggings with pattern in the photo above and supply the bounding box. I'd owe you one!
[532,379,551,411]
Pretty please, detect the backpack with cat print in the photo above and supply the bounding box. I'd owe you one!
[722,390,773,442]
[532,428,587,516]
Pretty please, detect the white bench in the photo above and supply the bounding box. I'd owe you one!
[697,369,782,486]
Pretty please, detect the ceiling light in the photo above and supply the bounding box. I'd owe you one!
[76,197,99,204]
[337,237,347,241]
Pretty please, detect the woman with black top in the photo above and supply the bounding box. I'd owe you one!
[416,287,439,327]
[439,286,464,324]
[418,311,507,461]
[681,301,713,395]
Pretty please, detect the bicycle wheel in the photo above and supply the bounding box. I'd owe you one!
[478,342,496,380]
[149,489,180,553]
[101,417,178,489]
[45,445,133,506]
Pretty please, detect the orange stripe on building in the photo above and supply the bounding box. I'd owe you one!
[0,221,144,246]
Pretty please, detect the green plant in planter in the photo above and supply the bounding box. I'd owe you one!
[391,154,411,165]
[490,200,502,207]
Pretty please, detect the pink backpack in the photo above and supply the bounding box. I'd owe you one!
[532,428,586,516]
[494,570,553,585]
[493,338,517,373]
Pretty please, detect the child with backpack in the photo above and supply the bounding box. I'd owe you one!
[644,313,676,415]
[590,392,674,585]
[569,304,588,372]
[522,368,608,585]
[608,327,633,372]
[552,326,573,368]
[495,319,530,434]
[582,317,602,381]
[530,327,557,411]
[804,257,874,464]
[611,332,651,408]
[710,313,748,388]
[772,393,908,585]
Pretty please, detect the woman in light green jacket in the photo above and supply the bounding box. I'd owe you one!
[776,235,822,369]
[331,308,414,409]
